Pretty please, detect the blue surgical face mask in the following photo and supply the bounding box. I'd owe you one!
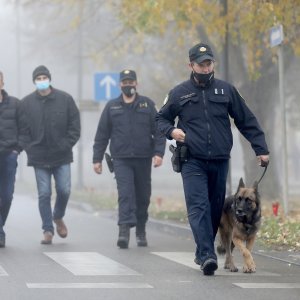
[35,79,50,91]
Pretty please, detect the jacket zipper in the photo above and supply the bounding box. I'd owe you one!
[202,90,211,157]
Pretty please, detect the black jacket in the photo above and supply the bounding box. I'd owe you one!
[156,74,269,160]
[93,94,166,163]
[21,87,81,167]
[0,90,26,154]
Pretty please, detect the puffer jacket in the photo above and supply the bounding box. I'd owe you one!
[0,90,25,154]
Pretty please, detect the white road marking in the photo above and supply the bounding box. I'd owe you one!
[151,252,279,276]
[44,252,140,276]
[0,265,8,276]
[27,283,153,289]
[234,283,300,289]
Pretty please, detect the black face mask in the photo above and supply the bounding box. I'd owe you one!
[193,71,214,86]
[121,86,136,97]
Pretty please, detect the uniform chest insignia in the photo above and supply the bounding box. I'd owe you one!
[110,105,122,110]
[180,93,196,100]
[139,102,148,108]
[214,88,225,95]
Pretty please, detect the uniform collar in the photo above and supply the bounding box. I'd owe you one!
[118,93,141,106]
[189,72,214,89]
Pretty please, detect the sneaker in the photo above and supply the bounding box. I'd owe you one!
[194,257,201,265]
[41,231,53,245]
[54,219,68,238]
[117,224,130,249]
[201,258,218,276]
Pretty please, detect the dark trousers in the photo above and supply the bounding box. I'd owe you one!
[0,152,18,236]
[113,158,152,227]
[181,158,229,265]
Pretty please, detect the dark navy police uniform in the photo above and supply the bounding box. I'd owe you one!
[157,73,269,265]
[93,94,166,228]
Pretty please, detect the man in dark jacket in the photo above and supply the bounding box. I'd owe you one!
[0,71,26,248]
[21,65,80,245]
[156,43,269,276]
[93,69,166,249]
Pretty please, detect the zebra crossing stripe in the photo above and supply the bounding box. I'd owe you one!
[27,283,153,289]
[44,252,140,276]
[151,252,279,276]
[0,265,8,276]
[234,283,300,289]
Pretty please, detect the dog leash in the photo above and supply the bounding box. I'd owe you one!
[256,162,268,185]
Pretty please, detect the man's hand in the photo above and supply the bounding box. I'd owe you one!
[153,155,163,168]
[257,155,269,167]
[93,162,102,174]
[171,128,185,143]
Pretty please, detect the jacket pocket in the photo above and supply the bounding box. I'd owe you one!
[208,95,229,118]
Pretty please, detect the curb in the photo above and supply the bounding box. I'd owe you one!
[70,200,300,266]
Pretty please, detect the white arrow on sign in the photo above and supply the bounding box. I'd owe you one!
[100,75,117,99]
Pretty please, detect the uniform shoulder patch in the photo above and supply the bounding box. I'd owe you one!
[236,88,246,103]
[163,94,169,105]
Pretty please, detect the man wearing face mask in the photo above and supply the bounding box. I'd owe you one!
[93,69,166,249]
[157,43,269,276]
[20,65,80,245]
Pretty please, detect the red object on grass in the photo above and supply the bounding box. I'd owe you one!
[272,202,279,216]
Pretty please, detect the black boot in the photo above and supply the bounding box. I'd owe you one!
[117,224,130,249]
[0,235,6,248]
[136,223,147,247]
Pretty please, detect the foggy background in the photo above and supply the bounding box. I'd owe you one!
[0,0,299,212]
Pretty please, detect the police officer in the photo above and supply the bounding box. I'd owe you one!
[93,69,166,249]
[156,43,269,275]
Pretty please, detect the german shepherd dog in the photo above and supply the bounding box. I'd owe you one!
[217,178,261,273]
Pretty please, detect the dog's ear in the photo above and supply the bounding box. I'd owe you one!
[237,178,245,191]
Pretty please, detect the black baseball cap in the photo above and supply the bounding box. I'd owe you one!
[120,69,137,81]
[189,43,215,63]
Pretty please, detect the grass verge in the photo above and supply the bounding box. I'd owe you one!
[71,190,300,251]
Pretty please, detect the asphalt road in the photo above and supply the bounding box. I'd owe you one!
[0,194,299,300]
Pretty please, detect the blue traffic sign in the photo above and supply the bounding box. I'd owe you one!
[270,25,284,48]
[94,72,120,102]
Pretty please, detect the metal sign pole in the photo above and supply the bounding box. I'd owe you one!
[270,24,288,214]
[278,45,289,214]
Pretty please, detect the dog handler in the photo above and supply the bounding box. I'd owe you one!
[156,43,269,275]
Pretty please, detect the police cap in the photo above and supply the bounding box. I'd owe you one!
[120,69,137,82]
[189,43,215,64]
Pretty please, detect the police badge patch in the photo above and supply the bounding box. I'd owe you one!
[163,94,169,105]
